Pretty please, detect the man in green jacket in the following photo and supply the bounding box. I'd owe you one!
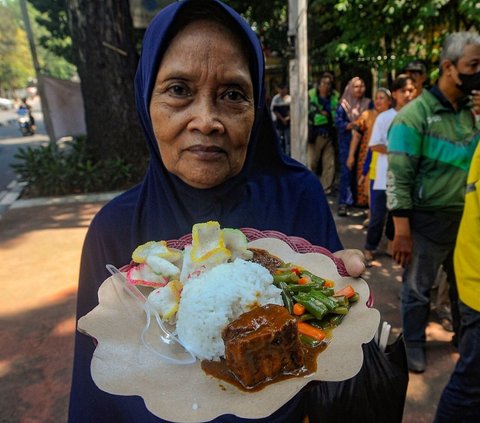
[387,31,480,373]
[307,72,339,194]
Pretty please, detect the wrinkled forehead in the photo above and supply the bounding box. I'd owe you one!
[161,19,250,76]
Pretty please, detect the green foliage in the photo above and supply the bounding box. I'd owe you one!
[28,0,74,64]
[225,1,290,60]
[0,2,35,91]
[0,0,76,91]
[227,0,480,88]
[11,136,143,197]
[26,1,77,79]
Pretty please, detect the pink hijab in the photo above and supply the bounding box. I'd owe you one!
[339,77,371,122]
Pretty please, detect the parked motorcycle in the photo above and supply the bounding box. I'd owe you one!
[17,106,35,136]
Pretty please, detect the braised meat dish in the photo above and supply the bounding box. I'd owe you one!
[222,304,305,388]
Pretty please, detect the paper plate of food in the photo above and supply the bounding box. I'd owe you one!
[78,221,380,422]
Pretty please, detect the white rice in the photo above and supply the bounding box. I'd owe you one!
[175,258,283,361]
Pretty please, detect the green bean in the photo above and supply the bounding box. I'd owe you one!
[309,290,339,311]
[286,282,322,293]
[300,269,326,285]
[299,333,322,348]
[331,305,349,315]
[298,313,316,321]
[273,271,299,284]
[293,293,328,320]
[349,292,360,303]
[309,313,346,329]
[280,281,294,314]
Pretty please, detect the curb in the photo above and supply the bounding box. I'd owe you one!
[0,179,123,219]
[11,191,124,209]
[0,180,28,217]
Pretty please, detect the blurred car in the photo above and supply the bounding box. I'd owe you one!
[0,97,14,110]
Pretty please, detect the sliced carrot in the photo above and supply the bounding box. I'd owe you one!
[323,280,335,288]
[297,321,326,341]
[298,275,311,285]
[293,303,306,315]
[334,284,356,299]
[291,266,302,275]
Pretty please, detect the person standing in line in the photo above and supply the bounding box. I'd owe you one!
[335,77,372,216]
[307,72,339,194]
[364,76,415,264]
[270,82,291,156]
[387,31,480,373]
[403,60,428,98]
[435,137,480,423]
[347,87,392,209]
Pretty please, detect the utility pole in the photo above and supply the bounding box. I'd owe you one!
[288,0,308,165]
[19,0,55,143]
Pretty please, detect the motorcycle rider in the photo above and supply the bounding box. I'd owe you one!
[17,97,35,135]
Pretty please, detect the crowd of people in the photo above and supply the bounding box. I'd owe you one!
[68,0,480,421]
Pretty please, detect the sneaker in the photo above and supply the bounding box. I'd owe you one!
[406,346,426,373]
[338,205,348,217]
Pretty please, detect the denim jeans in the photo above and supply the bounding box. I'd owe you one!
[401,228,458,347]
[364,188,393,251]
[435,301,480,423]
[338,134,354,206]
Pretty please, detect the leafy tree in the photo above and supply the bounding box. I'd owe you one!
[28,0,73,63]
[310,0,480,87]
[0,1,34,93]
[226,0,290,58]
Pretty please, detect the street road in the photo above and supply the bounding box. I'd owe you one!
[0,109,48,192]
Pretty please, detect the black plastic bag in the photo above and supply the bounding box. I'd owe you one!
[305,335,409,423]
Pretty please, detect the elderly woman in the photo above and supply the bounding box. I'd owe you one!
[68,1,365,422]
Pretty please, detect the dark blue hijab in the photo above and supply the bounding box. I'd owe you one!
[69,1,341,422]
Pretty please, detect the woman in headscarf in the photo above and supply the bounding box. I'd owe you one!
[68,1,365,422]
[335,77,372,216]
[346,88,392,209]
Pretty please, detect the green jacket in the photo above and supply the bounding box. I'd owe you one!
[387,87,480,215]
[308,87,339,127]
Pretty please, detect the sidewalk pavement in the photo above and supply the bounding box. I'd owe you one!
[0,192,457,423]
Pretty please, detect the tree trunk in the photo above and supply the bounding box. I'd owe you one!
[67,0,147,169]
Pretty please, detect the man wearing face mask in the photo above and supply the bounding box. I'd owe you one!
[386,31,480,373]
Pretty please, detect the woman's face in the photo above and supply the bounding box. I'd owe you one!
[374,91,391,113]
[393,80,415,109]
[352,79,366,98]
[149,20,255,189]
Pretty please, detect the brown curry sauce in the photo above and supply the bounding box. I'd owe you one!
[201,337,330,392]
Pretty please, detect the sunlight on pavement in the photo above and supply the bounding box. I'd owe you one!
[52,316,76,336]
[0,359,13,378]
[407,373,431,403]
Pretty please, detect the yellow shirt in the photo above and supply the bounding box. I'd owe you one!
[454,141,480,311]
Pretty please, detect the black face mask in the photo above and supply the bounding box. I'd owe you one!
[457,70,480,94]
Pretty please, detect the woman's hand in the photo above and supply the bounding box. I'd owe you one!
[333,249,366,277]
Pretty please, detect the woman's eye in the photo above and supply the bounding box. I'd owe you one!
[167,84,189,97]
[223,89,247,102]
